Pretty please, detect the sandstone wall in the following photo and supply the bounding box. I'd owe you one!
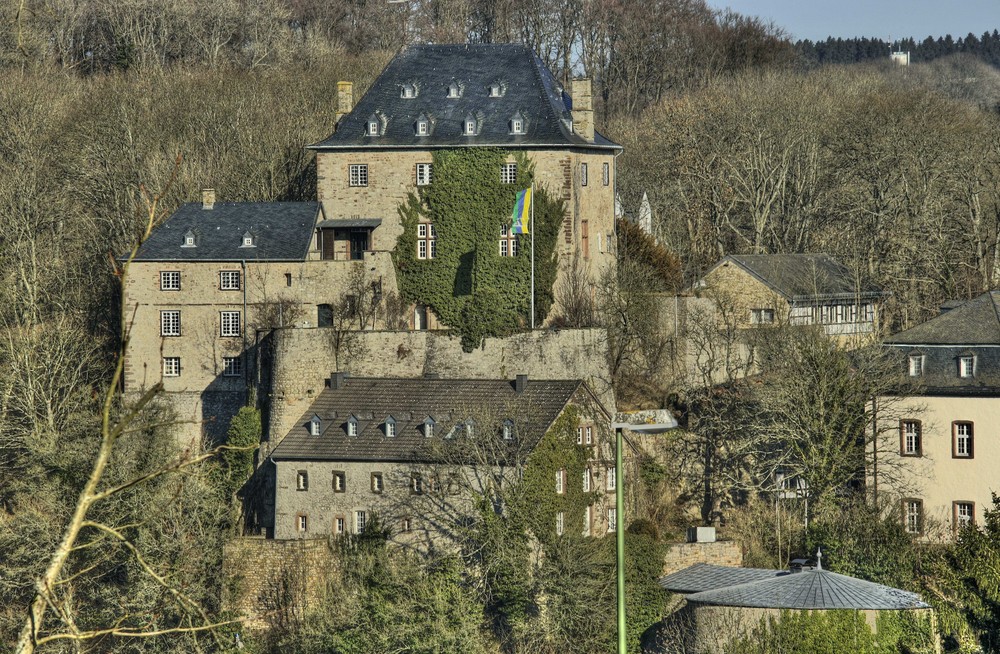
[661,540,743,576]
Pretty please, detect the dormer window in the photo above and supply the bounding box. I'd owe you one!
[502,419,514,441]
[423,416,435,438]
[309,415,321,436]
[240,231,255,248]
[366,114,382,137]
[908,354,924,377]
[415,114,431,137]
[464,115,477,136]
[489,81,505,97]
[447,80,462,98]
[401,83,417,98]
[465,418,474,438]
[511,117,524,134]
[347,415,359,437]
[182,230,196,248]
[959,355,975,378]
[384,416,397,438]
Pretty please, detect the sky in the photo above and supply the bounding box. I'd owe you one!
[706,0,1000,42]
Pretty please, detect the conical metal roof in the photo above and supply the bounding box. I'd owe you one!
[685,568,929,610]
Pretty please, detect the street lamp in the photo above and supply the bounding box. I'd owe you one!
[611,418,678,654]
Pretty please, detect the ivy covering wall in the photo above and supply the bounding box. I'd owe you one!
[393,148,563,350]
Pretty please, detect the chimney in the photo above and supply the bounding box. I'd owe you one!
[330,371,347,390]
[570,79,594,142]
[514,374,528,394]
[335,81,354,129]
[201,188,215,210]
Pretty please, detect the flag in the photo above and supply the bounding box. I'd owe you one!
[510,188,531,235]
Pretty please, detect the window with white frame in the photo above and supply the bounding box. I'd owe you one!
[411,472,423,495]
[499,224,518,257]
[297,514,308,532]
[607,508,616,532]
[489,82,503,97]
[750,308,775,325]
[347,417,359,437]
[904,499,922,534]
[163,357,180,377]
[182,230,196,247]
[160,271,180,291]
[503,419,514,440]
[368,119,379,135]
[464,117,477,135]
[448,81,461,98]
[602,162,610,186]
[220,311,241,337]
[417,223,436,259]
[241,232,254,247]
[349,164,369,187]
[581,163,588,186]
[223,356,242,377]
[586,426,593,445]
[355,510,366,534]
[333,471,346,492]
[310,415,321,436]
[160,310,180,336]
[401,516,412,532]
[556,511,564,536]
[402,84,416,98]
[296,470,308,491]
[908,354,924,377]
[556,469,565,494]
[511,117,524,134]
[606,466,616,491]
[334,516,345,534]
[423,417,435,438]
[583,505,592,536]
[416,163,433,186]
[371,472,383,493]
[220,270,241,290]
[955,501,975,529]
[500,162,517,184]
[416,118,429,135]
[900,420,921,456]
[385,417,396,438]
[954,422,974,458]
[583,468,591,492]
[576,427,583,444]
[959,355,975,378]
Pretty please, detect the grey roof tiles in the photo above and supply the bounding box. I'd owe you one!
[717,254,885,303]
[132,202,321,262]
[660,563,785,594]
[886,292,1000,346]
[270,377,586,463]
[310,44,620,151]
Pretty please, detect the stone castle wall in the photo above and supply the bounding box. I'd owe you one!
[661,540,743,576]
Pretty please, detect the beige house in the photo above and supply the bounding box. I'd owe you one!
[880,292,1000,539]
[259,374,619,543]
[694,254,886,342]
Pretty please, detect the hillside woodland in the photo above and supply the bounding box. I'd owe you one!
[3,0,1000,651]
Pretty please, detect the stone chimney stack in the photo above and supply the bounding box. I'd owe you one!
[514,374,528,394]
[330,371,347,389]
[335,81,354,129]
[202,188,215,210]
[570,78,594,142]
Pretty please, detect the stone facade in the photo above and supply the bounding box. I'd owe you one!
[661,540,743,576]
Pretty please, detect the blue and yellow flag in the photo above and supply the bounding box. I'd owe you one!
[510,188,531,235]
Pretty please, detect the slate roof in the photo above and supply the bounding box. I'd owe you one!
[685,568,929,610]
[132,202,320,262]
[270,377,593,463]
[883,292,1000,395]
[311,44,620,151]
[660,564,784,594]
[707,254,885,304]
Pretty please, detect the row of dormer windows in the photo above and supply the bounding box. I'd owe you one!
[908,353,977,378]
[366,112,526,137]
[308,414,516,439]
[180,230,255,248]
[399,80,505,99]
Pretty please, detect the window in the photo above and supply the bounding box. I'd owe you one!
[602,162,610,186]
[607,508,617,533]
[581,220,589,257]
[503,419,514,440]
[465,419,474,438]
[581,163,588,186]
[349,164,369,187]
[954,422,974,458]
[223,356,242,377]
[511,117,524,134]
[384,417,396,438]
[356,510,366,534]
[417,223,436,259]
[576,427,583,445]
[489,82,503,97]
[347,417,359,437]
[584,505,592,536]
[416,163,433,186]
[334,516,345,534]
[955,501,975,529]
[750,308,775,325]
[220,270,241,290]
[556,511,565,536]
[586,426,593,445]
[182,230,196,247]
[285,273,292,287]
[160,271,180,291]
[583,468,591,492]
[411,473,423,495]
[448,81,461,98]
[423,417,435,438]
[160,310,180,336]
[401,516,413,532]
[416,118,429,135]
[163,357,180,377]
[959,355,975,378]
[371,472,383,493]
[464,116,477,135]
[904,499,923,534]
[296,471,308,491]
[220,311,241,337]
[333,471,346,492]
[241,232,255,248]
[500,162,517,184]
[556,469,565,494]
[499,224,518,257]
[310,416,321,436]
[402,84,416,98]
[297,514,308,532]
[900,420,922,456]
[909,354,924,377]
[606,466,616,491]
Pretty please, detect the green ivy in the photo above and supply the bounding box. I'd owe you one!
[392,149,563,351]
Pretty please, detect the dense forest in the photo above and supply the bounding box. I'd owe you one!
[4,0,1000,650]
[797,30,1000,68]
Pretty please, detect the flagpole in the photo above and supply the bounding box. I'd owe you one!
[530,183,535,330]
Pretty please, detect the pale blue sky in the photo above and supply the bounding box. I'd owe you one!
[707,0,1000,42]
